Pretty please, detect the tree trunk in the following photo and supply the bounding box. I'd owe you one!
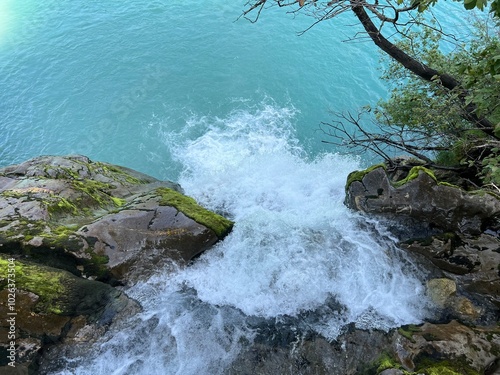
[350,3,497,138]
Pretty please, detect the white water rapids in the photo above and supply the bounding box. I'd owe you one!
[50,104,431,375]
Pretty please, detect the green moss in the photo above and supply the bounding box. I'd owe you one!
[47,196,79,216]
[44,179,128,218]
[71,180,114,205]
[359,352,404,375]
[83,250,110,280]
[398,324,422,343]
[0,220,10,228]
[39,225,81,249]
[0,256,66,314]
[437,181,461,188]
[0,190,26,199]
[393,166,437,188]
[416,359,479,375]
[377,353,398,373]
[156,187,233,238]
[422,333,440,341]
[110,196,127,207]
[0,218,81,250]
[469,189,500,200]
[0,219,46,241]
[97,163,146,185]
[346,164,386,190]
[60,167,81,180]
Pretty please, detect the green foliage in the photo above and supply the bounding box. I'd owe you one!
[481,147,500,185]
[377,16,500,187]
[377,21,470,149]
[414,0,500,17]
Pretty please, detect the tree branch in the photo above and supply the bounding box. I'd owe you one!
[349,2,498,137]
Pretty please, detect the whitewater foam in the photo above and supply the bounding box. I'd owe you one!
[168,104,427,322]
[49,104,430,375]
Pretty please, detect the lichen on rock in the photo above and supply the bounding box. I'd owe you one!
[0,155,233,283]
[0,155,235,372]
[345,163,500,235]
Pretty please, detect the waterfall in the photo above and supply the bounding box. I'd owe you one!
[49,103,430,375]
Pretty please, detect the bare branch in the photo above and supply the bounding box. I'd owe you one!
[319,110,456,167]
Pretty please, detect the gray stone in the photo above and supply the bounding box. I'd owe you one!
[0,155,233,284]
[345,166,500,235]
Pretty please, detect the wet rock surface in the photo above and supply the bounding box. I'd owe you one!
[0,155,233,373]
[0,155,233,284]
[345,165,500,235]
[343,163,500,375]
[226,320,500,375]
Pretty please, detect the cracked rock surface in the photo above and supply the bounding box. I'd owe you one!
[0,155,234,373]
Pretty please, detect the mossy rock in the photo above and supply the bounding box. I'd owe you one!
[0,255,122,317]
[0,254,137,373]
[345,162,500,235]
[359,352,404,375]
[1,155,233,284]
[156,187,233,238]
[392,166,437,188]
[346,164,386,191]
[415,358,480,375]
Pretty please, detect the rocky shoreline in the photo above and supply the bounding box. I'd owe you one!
[0,155,233,374]
[343,162,500,375]
[0,155,499,374]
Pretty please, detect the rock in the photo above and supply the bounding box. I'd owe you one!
[345,165,500,235]
[0,155,233,284]
[426,278,457,308]
[227,319,500,375]
[0,255,139,373]
[426,278,483,324]
[346,164,500,325]
[392,320,500,374]
[404,232,500,323]
[226,328,394,375]
[0,155,234,372]
[379,370,405,375]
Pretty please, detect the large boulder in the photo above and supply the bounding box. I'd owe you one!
[0,255,139,374]
[0,155,233,284]
[0,155,234,373]
[345,165,500,235]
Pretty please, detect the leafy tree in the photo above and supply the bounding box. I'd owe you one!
[373,16,500,186]
[243,1,500,189]
[243,1,498,134]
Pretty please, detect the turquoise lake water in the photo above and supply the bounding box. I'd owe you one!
[0,1,478,374]
[0,0,391,179]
